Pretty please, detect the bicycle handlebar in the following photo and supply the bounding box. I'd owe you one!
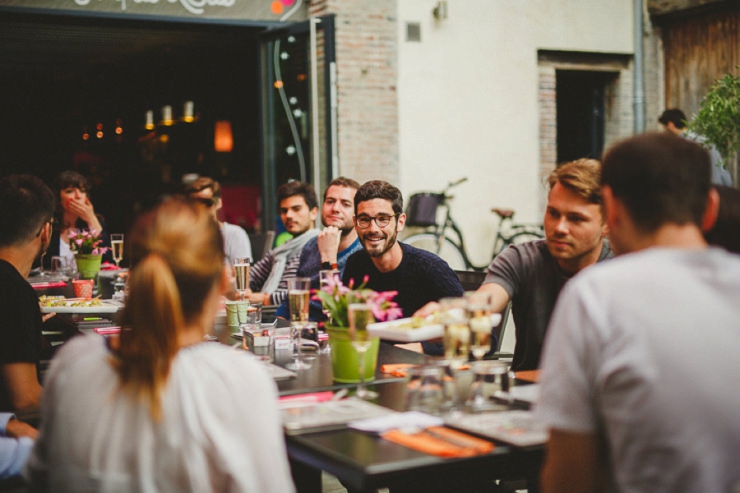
[445,177,468,192]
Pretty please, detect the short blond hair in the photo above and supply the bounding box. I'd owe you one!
[547,158,603,206]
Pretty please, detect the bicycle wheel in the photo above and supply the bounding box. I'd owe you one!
[403,233,468,271]
[494,230,544,256]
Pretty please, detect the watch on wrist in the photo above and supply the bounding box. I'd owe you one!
[321,261,338,270]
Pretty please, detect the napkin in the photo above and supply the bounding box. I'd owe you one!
[349,411,443,433]
[382,426,494,458]
[514,370,540,383]
[380,363,417,377]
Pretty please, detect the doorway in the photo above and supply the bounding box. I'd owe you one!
[556,70,611,163]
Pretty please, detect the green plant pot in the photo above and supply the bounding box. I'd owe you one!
[75,254,102,280]
[326,326,380,383]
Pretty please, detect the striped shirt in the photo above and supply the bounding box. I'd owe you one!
[249,248,302,306]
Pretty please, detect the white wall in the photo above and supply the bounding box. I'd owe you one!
[397,0,633,266]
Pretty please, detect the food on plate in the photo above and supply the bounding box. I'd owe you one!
[39,296,103,308]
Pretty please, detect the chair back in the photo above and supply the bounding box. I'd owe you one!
[455,270,486,291]
[249,231,276,262]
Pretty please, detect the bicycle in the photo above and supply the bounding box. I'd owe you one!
[402,177,545,271]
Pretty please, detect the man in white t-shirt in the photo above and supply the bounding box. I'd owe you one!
[537,132,740,493]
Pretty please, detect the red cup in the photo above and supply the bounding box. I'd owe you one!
[72,279,94,300]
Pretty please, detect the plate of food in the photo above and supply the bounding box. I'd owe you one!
[39,296,122,314]
[367,317,444,342]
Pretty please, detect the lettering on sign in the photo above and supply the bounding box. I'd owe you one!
[73,0,236,15]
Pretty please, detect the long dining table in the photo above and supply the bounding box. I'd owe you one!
[270,341,544,493]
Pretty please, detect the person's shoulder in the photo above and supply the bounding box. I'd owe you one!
[222,222,248,237]
[400,242,447,263]
[493,239,549,266]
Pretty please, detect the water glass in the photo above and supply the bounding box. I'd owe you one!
[406,365,445,415]
[465,291,495,360]
[50,256,69,276]
[467,360,511,412]
[439,297,471,371]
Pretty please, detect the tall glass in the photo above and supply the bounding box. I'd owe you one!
[233,257,251,300]
[465,291,494,361]
[286,277,311,370]
[111,234,124,268]
[440,297,471,412]
[349,303,377,400]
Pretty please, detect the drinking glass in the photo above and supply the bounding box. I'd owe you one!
[286,277,311,370]
[233,257,251,300]
[318,269,339,322]
[111,234,124,268]
[50,256,69,277]
[349,303,377,400]
[465,291,494,361]
[440,297,471,371]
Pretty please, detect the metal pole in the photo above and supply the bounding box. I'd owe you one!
[633,0,646,134]
[310,16,322,216]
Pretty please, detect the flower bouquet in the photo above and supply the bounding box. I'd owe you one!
[68,229,108,255]
[315,274,402,328]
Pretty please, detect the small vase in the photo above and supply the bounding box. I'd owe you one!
[75,253,103,280]
[326,326,380,383]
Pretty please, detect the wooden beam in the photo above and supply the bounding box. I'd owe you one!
[648,0,729,17]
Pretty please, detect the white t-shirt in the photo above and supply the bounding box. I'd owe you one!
[221,222,252,265]
[537,247,740,493]
[27,334,295,493]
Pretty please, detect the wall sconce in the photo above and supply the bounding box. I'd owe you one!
[182,101,195,123]
[145,110,155,130]
[214,120,233,153]
[433,0,448,20]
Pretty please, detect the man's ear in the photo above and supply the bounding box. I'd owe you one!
[601,186,618,231]
[701,188,720,233]
[309,207,319,222]
[396,212,406,233]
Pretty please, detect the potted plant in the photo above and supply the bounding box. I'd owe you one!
[315,275,402,382]
[69,229,108,279]
[688,68,740,180]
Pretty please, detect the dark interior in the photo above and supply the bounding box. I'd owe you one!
[0,11,264,233]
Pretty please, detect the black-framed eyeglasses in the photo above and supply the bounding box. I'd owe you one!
[355,213,399,229]
[190,197,215,207]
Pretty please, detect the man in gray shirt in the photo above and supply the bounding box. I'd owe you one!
[481,159,612,371]
[416,159,613,370]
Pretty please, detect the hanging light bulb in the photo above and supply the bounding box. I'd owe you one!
[145,110,155,130]
[161,105,174,126]
[183,101,195,123]
[214,121,233,153]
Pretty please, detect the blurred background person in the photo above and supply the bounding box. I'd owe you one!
[44,170,111,269]
[184,176,252,265]
[704,185,740,254]
[27,198,294,492]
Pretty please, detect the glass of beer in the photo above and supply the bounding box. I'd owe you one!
[287,277,311,370]
[233,257,251,301]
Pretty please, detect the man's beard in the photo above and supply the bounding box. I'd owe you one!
[361,228,398,258]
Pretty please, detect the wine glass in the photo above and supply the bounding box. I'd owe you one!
[440,297,471,412]
[286,277,311,370]
[348,303,377,400]
[465,291,494,361]
[111,234,124,268]
[233,257,251,301]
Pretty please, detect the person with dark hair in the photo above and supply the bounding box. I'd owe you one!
[537,133,740,493]
[246,181,319,306]
[26,198,294,491]
[417,159,613,370]
[704,185,740,254]
[659,108,733,186]
[184,176,252,264]
[44,170,111,269]
[343,180,463,354]
[275,177,363,321]
[0,175,55,416]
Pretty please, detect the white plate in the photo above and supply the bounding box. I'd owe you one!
[367,318,444,342]
[40,300,122,314]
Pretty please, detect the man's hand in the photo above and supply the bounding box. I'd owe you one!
[413,301,440,319]
[5,417,38,440]
[247,291,270,305]
[41,312,56,323]
[317,226,341,264]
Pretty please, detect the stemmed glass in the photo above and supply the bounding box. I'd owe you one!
[465,291,494,361]
[286,277,312,370]
[440,297,471,412]
[233,257,251,301]
[111,234,124,268]
[348,303,377,400]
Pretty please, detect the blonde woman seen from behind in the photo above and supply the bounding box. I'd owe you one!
[26,198,295,492]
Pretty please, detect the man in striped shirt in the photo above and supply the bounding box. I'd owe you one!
[245,182,319,306]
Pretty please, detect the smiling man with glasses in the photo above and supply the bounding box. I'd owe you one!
[342,180,463,354]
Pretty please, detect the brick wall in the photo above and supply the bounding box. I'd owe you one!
[311,0,399,185]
